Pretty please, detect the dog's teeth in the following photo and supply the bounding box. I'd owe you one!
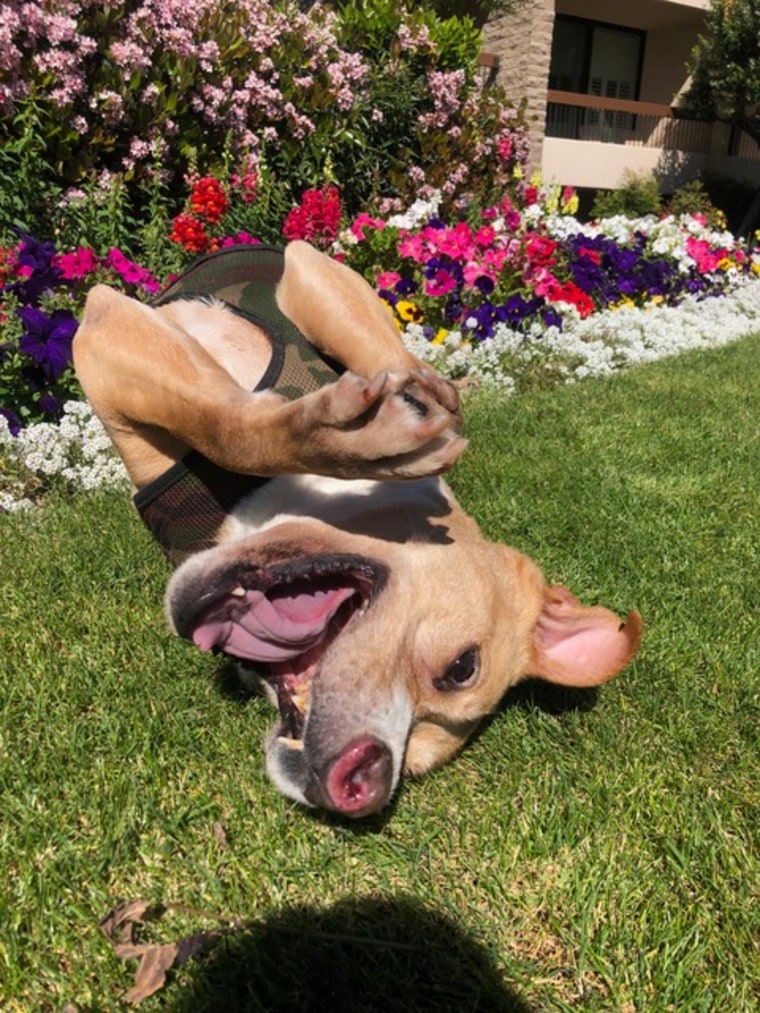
[292,694,307,714]
[229,585,246,597]
[277,736,304,751]
[291,685,312,714]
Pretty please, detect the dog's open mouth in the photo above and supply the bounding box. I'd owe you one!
[185,554,387,746]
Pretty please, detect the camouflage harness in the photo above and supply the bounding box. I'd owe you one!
[133,244,341,568]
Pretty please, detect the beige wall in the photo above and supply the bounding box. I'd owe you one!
[640,23,701,104]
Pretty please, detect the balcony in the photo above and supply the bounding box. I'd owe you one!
[542,90,760,191]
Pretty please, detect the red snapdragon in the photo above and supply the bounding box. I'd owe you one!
[282,186,342,248]
[189,176,229,224]
[170,213,211,253]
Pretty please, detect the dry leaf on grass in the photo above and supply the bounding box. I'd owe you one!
[211,820,229,850]
[99,898,223,1004]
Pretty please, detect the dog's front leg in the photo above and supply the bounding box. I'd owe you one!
[74,285,465,487]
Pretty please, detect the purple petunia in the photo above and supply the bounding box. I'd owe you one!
[15,230,57,273]
[39,393,64,419]
[17,306,78,380]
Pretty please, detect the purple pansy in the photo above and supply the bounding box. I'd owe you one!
[395,276,418,297]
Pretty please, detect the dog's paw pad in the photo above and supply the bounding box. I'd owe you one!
[399,388,429,418]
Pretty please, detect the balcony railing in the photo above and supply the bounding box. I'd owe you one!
[545,89,760,161]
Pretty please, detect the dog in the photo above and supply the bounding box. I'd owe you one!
[74,240,642,819]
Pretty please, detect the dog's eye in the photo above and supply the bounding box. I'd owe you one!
[434,647,479,692]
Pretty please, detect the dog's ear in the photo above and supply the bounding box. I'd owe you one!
[529,585,642,687]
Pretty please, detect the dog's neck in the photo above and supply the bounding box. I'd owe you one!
[219,474,461,546]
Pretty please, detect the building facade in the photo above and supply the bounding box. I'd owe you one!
[482,0,760,192]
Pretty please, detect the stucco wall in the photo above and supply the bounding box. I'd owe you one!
[640,22,702,104]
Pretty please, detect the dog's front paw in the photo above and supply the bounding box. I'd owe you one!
[293,370,466,479]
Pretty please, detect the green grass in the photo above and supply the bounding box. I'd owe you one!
[1,336,759,1012]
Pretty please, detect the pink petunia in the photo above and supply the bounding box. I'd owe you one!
[350,213,384,241]
[475,226,495,248]
[433,222,475,259]
[376,270,401,289]
[397,233,426,262]
[55,247,99,280]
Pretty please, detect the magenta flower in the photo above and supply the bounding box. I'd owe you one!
[105,249,160,294]
[350,213,385,241]
[424,269,458,297]
[376,270,401,289]
[220,232,262,247]
[397,234,427,262]
[56,247,99,280]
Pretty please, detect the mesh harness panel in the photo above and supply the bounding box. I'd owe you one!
[133,244,340,568]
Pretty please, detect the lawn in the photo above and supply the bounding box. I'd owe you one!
[0,335,758,1011]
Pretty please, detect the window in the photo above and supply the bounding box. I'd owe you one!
[547,16,645,142]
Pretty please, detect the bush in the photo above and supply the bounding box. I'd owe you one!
[699,170,759,234]
[0,0,529,242]
[666,179,726,230]
[590,171,662,220]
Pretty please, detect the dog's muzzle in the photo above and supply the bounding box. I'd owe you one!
[168,552,398,816]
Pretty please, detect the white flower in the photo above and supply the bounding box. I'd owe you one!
[0,401,128,510]
[386,192,442,229]
[400,279,760,388]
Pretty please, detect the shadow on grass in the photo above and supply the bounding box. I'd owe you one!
[501,678,598,717]
[172,895,534,1013]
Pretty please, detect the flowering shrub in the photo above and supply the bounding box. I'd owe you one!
[0,0,529,239]
[0,2,367,181]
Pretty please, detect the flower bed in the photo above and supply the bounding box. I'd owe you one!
[337,191,760,348]
[2,182,760,509]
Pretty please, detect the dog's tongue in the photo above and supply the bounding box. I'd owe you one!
[191,584,357,661]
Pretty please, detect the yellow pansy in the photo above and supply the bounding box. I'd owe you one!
[396,300,424,323]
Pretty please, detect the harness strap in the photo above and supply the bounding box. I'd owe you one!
[133,244,341,567]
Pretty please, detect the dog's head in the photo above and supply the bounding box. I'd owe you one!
[165,515,641,819]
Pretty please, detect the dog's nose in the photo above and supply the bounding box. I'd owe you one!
[321,736,393,818]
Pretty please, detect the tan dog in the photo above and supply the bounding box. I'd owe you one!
[74,241,641,818]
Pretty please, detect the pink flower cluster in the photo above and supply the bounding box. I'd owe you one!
[0,1,371,175]
[685,232,741,273]
[55,246,159,295]
[338,186,620,336]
